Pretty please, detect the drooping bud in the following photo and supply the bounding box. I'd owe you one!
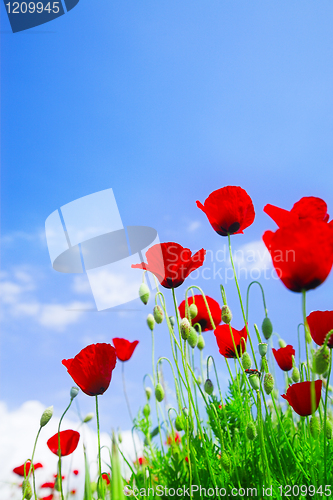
[246,421,257,440]
[249,374,260,391]
[197,335,205,350]
[220,452,231,473]
[70,387,79,400]
[291,367,300,383]
[145,387,152,400]
[22,479,32,500]
[139,283,150,305]
[278,338,287,348]
[326,420,332,439]
[83,412,94,423]
[313,346,330,375]
[40,406,53,428]
[309,415,321,439]
[262,317,273,340]
[143,404,150,417]
[188,327,198,348]
[221,305,232,324]
[155,383,165,402]
[147,313,155,331]
[169,316,175,327]
[182,407,189,418]
[188,303,198,320]
[263,373,274,395]
[180,318,191,340]
[242,352,252,370]
[204,379,214,395]
[153,305,164,324]
[258,343,268,357]
[175,415,184,432]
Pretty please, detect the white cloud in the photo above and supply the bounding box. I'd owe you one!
[231,240,272,272]
[187,221,201,232]
[72,275,92,295]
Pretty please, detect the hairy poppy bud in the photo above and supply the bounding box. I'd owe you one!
[70,387,79,400]
[175,415,184,432]
[83,412,94,423]
[258,343,268,357]
[221,305,232,324]
[291,367,300,383]
[246,421,257,440]
[189,303,198,319]
[188,327,198,348]
[310,416,321,438]
[204,378,214,395]
[155,383,165,402]
[153,305,164,324]
[145,387,152,400]
[197,334,205,350]
[147,313,155,331]
[249,374,260,391]
[242,352,252,370]
[143,404,150,417]
[220,452,231,473]
[262,317,273,340]
[22,479,32,500]
[278,338,287,348]
[40,405,53,428]
[264,373,274,395]
[169,316,175,327]
[326,420,332,439]
[139,283,150,305]
[180,318,191,340]
[313,346,330,375]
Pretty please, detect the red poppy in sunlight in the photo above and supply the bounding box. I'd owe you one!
[272,345,295,371]
[70,490,76,496]
[178,294,221,332]
[62,343,117,396]
[102,473,110,485]
[135,457,148,467]
[13,461,43,476]
[40,496,54,500]
[41,482,55,488]
[53,474,65,479]
[166,432,181,445]
[132,242,206,289]
[306,311,333,348]
[112,338,139,362]
[214,324,247,358]
[73,470,79,476]
[196,186,255,237]
[282,380,322,416]
[263,219,333,292]
[264,196,332,229]
[47,430,80,457]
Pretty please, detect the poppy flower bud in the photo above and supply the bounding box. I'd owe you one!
[40,406,53,428]
[175,415,184,431]
[326,420,332,439]
[197,334,205,351]
[291,367,300,383]
[197,376,202,385]
[204,378,214,395]
[310,415,321,438]
[70,387,79,400]
[169,316,175,327]
[246,421,257,440]
[221,305,232,324]
[147,313,155,331]
[22,479,32,500]
[153,305,164,324]
[182,407,189,417]
[180,318,191,340]
[145,387,152,400]
[118,432,122,443]
[83,412,94,423]
[189,303,198,319]
[264,373,274,395]
[278,338,287,348]
[139,283,150,305]
[155,383,165,402]
[242,352,252,370]
[258,343,268,357]
[261,317,272,340]
[188,327,198,348]
[143,403,150,417]
[313,346,330,375]
[220,451,231,473]
[54,475,61,491]
[249,374,260,391]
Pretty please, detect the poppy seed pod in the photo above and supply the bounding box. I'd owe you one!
[310,415,321,438]
[180,318,191,340]
[153,305,164,324]
[246,421,257,440]
[143,404,150,418]
[221,305,232,324]
[147,314,155,331]
[264,373,274,395]
[249,374,260,391]
[197,334,205,351]
[292,367,300,383]
[258,343,268,357]
[188,327,198,348]
[175,415,184,432]
[70,387,79,400]
[22,479,32,500]
[313,346,330,375]
[40,406,53,428]
[262,317,273,340]
[145,387,152,400]
[155,383,165,402]
[220,451,231,473]
[139,282,150,305]
[242,352,252,370]
[169,316,175,327]
[204,378,214,395]
[189,303,198,319]
[326,420,332,439]
[83,412,94,423]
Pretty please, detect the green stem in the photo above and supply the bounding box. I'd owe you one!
[246,280,268,321]
[122,362,133,422]
[302,290,311,380]
[22,428,41,500]
[95,395,104,500]
[323,350,332,483]
[57,399,73,500]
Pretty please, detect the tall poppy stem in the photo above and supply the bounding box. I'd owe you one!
[95,395,104,499]
[301,290,311,380]
[323,350,332,483]
[57,399,73,500]
[122,362,133,422]
[22,428,41,500]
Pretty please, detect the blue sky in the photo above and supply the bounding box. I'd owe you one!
[1,0,333,462]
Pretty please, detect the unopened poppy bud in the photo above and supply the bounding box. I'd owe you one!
[169,316,175,327]
[249,374,260,391]
[22,479,32,500]
[118,432,122,443]
[147,313,155,331]
[54,476,61,491]
[246,421,257,440]
[189,303,198,319]
[180,318,191,340]
[220,451,231,473]
[188,327,198,348]
[143,404,150,417]
[83,412,94,423]
[197,334,205,351]
[278,338,287,348]
[291,367,300,383]
[326,420,332,439]
[182,407,189,417]
[145,387,152,400]
[197,376,202,385]
[139,283,150,305]
[155,383,165,402]
[70,387,79,400]
[40,406,53,428]
[175,415,184,432]
[264,373,274,395]
[242,352,252,370]
[313,346,330,375]
[262,317,273,340]
[204,378,214,395]
[309,416,321,438]
[153,305,164,324]
[221,305,232,324]
[258,343,268,357]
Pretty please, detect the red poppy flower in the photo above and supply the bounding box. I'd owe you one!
[263,219,333,292]
[40,496,54,500]
[214,324,247,358]
[306,311,333,348]
[132,242,206,289]
[73,470,79,476]
[13,461,43,476]
[70,490,77,495]
[282,380,322,416]
[102,473,110,485]
[41,482,55,488]
[112,338,139,362]
[272,345,295,371]
[166,432,181,445]
[53,474,65,479]
[196,186,255,237]
[178,295,221,332]
[62,343,117,396]
[47,430,80,457]
[135,457,148,466]
[264,196,331,229]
